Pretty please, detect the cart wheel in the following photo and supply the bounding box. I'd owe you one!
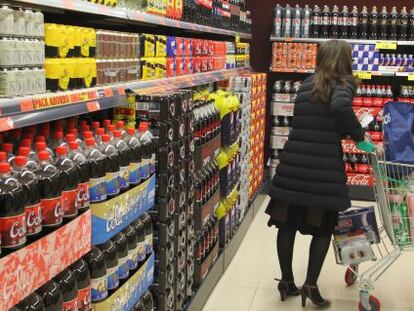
[358,295,381,311]
[345,265,358,286]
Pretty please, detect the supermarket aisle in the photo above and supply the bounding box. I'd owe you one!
[203,196,414,311]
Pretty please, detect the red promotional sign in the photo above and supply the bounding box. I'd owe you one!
[0,210,91,310]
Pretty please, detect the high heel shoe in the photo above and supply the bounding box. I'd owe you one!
[301,284,331,308]
[275,279,300,302]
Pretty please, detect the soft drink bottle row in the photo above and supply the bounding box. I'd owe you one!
[272,116,292,128]
[193,99,221,147]
[194,216,218,265]
[89,213,152,303]
[194,161,220,206]
[0,118,155,255]
[353,84,393,107]
[398,85,414,102]
[273,80,302,95]
[344,152,370,174]
[379,53,414,68]
[274,4,414,40]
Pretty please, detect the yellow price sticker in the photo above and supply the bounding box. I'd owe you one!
[376,41,397,50]
[355,71,372,80]
[235,34,241,43]
[408,73,414,81]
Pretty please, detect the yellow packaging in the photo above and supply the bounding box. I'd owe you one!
[141,57,155,80]
[44,58,74,91]
[154,57,166,79]
[44,23,71,58]
[147,0,167,16]
[155,35,167,57]
[141,34,155,57]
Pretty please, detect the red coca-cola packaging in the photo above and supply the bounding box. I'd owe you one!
[184,38,193,56]
[207,57,214,71]
[166,57,176,77]
[347,173,374,186]
[201,56,208,72]
[193,56,202,73]
[0,162,26,253]
[176,37,184,56]
[166,0,174,19]
[176,57,184,76]
[193,39,202,56]
[184,57,193,75]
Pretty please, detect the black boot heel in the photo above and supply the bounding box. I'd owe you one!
[300,284,331,309]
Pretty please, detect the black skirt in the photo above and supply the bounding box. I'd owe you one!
[265,199,339,237]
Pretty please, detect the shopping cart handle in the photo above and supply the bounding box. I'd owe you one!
[356,141,375,153]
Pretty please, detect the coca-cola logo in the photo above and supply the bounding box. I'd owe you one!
[347,174,372,186]
[106,203,123,232]
[55,200,63,218]
[179,123,185,138]
[168,150,174,167]
[169,102,176,117]
[168,197,175,215]
[168,127,174,141]
[342,140,360,154]
[27,208,42,229]
[77,186,89,204]
[10,217,26,239]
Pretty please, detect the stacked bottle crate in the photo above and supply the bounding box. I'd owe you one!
[344,84,389,187]
[268,80,301,180]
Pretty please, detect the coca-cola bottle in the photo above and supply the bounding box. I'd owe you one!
[350,6,359,38]
[0,162,26,253]
[70,259,91,311]
[409,8,414,40]
[389,6,399,40]
[292,4,302,38]
[369,6,379,39]
[311,5,321,38]
[339,6,349,39]
[15,293,45,311]
[321,5,330,38]
[97,240,119,294]
[301,5,311,38]
[84,247,108,303]
[330,5,339,38]
[55,269,78,311]
[13,156,42,243]
[112,232,129,281]
[282,4,292,37]
[274,4,283,37]
[359,6,369,39]
[380,6,389,39]
[54,146,79,220]
[36,280,63,311]
[399,7,409,40]
[131,218,146,268]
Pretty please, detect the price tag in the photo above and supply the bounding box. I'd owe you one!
[0,117,14,132]
[63,0,75,10]
[408,73,414,81]
[103,88,113,97]
[117,87,126,96]
[87,101,100,112]
[235,34,240,43]
[355,71,372,80]
[19,99,34,112]
[376,41,397,50]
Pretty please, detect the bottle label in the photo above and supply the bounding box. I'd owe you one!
[62,297,78,311]
[77,286,92,311]
[0,213,26,248]
[118,257,129,280]
[128,248,139,270]
[26,202,42,236]
[106,171,120,196]
[77,182,90,210]
[41,196,64,227]
[119,165,130,189]
[89,177,106,203]
[62,188,79,218]
[141,159,150,180]
[137,241,146,261]
[91,275,108,302]
[107,266,120,290]
[129,162,141,185]
[145,234,153,254]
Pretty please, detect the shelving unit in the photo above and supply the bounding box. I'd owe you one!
[270,36,414,46]
[0,67,250,132]
[13,0,252,39]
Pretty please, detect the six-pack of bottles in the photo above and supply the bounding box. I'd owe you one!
[274,4,414,40]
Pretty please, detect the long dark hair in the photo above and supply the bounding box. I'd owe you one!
[311,40,357,103]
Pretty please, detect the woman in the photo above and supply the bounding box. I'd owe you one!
[266,40,368,308]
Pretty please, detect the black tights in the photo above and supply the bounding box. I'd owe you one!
[277,228,331,285]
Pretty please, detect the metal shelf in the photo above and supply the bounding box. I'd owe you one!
[0,67,250,132]
[270,36,414,46]
[270,68,412,78]
[13,0,251,39]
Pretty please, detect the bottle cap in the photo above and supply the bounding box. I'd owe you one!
[15,156,27,166]
[127,128,135,135]
[0,151,6,162]
[96,128,105,136]
[68,128,78,136]
[83,131,93,139]
[2,143,13,153]
[66,134,76,142]
[21,138,32,148]
[85,138,96,146]
[19,147,30,157]
[56,146,68,156]
[82,125,90,132]
[103,119,111,127]
[107,124,115,132]
[113,130,122,138]
[92,121,100,129]
[0,162,11,173]
[116,121,124,129]
[138,122,148,132]
[102,134,111,142]
[35,142,46,152]
[69,141,79,150]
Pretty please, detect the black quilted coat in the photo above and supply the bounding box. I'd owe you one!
[269,76,365,212]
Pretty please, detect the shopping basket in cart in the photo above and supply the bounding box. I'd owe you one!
[333,149,414,311]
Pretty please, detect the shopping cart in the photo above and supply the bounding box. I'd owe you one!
[333,149,414,311]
